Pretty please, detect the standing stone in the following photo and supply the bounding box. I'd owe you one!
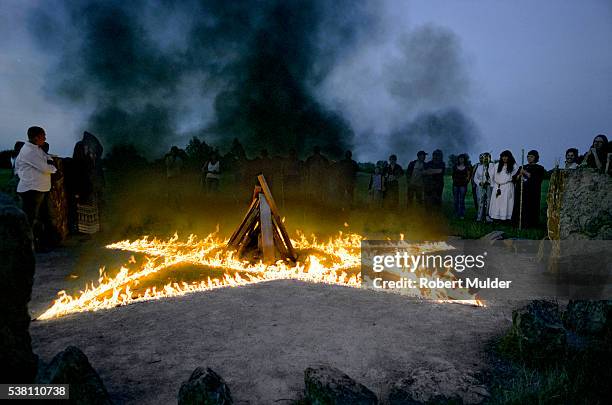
[178,367,233,405]
[304,364,378,405]
[551,168,612,240]
[0,192,37,382]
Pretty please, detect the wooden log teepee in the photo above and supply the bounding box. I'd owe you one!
[227,175,296,264]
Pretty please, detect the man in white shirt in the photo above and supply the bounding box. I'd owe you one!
[14,126,57,248]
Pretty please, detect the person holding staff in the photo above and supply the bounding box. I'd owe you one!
[473,152,494,222]
[513,150,546,228]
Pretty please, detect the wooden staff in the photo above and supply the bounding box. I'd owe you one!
[519,148,525,231]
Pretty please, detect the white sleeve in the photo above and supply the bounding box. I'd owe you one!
[23,149,57,174]
[491,167,500,185]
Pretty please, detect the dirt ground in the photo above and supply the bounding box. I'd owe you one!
[28,243,516,404]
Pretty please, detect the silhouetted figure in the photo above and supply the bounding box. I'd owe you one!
[72,131,104,205]
[452,154,471,219]
[253,149,275,188]
[336,150,359,208]
[165,146,185,208]
[383,154,403,209]
[305,146,330,203]
[513,150,545,228]
[423,149,446,207]
[406,151,427,206]
[282,148,303,201]
[5,141,26,199]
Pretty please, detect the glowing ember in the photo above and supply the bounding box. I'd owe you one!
[38,230,483,320]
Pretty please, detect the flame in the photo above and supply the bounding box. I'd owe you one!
[38,230,483,320]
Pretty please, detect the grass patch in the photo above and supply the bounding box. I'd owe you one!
[0,168,13,189]
[488,366,570,405]
[489,327,612,405]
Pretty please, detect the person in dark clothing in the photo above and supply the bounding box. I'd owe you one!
[72,131,105,205]
[383,154,403,209]
[336,150,359,208]
[405,151,427,206]
[423,149,446,206]
[305,146,330,203]
[513,149,546,228]
[253,149,274,187]
[281,148,304,202]
[452,154,471,218]
[582,134,609,174]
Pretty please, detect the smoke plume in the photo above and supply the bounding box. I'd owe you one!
[28,0,377,158]
[318,22,479,162]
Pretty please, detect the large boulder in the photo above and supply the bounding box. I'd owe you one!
[304,364,378,405]
[178,367,233,405]
[553,168,612,240]
[0,192,37,382]
[388,359,488,405]
[509,300,566,363]
[36,346,112,405]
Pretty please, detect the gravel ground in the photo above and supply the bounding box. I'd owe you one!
[30,246,513,404]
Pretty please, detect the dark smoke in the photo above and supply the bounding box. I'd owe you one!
[28,0,377,158]
[389,109,478,161]
[385,25,478,159]
[317,23,479,161]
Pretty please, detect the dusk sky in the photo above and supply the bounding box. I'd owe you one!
[1,0,611,167]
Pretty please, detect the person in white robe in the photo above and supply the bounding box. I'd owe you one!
[489,150,518,221]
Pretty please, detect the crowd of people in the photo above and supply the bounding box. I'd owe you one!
[8,125,610,252]
[165,133,610,230]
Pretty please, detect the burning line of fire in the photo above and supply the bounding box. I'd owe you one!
[37,255,360,320]
[37,232,483,320]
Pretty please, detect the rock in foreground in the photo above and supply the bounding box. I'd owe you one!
[304,364,378,405]
[510,300,566,362]
[0,193,37,382]
[388,358,489,405]
[36,345,112,405]
[178,367,233,405]
[564,300,612,337]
